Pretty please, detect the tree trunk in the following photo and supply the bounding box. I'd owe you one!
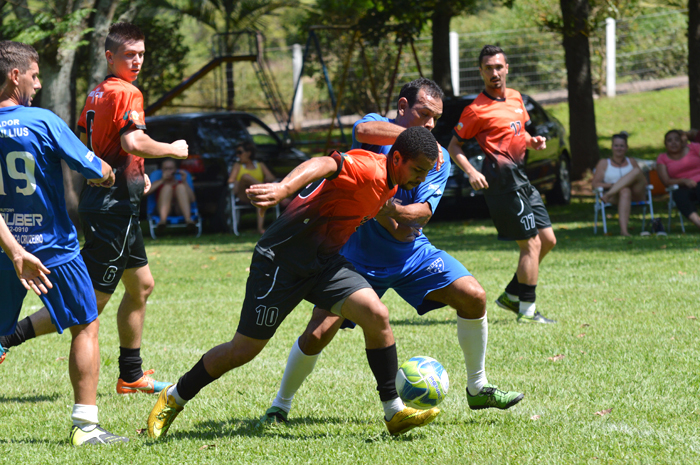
[560,0,599,180]
[87,0,120,91]
[431,7,454,96]
[690,0,700,129]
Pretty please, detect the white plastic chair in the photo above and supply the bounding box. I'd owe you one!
[594,185,655,234]
[229,184,280,236]
[666,184,685,233]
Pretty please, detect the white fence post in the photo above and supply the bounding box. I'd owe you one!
[606,17,616,97]
[292,43,304,126]
[449,31,460,96]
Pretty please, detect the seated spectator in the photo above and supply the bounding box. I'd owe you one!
[227,141,276,234]
[147,159,197,233]
[656,129,700,231]
[591,132,648,236]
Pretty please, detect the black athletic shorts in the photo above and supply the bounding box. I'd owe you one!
[79,212,148,294]
[485,184,552,241]
[237,250,371,340]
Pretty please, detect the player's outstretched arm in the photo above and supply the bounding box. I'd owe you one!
[246,156,339,213]
[355,121,406,146]
[87,159,115,188]
[0,216,52,296]
[448,136,489,190]
[121,129,188,160]
[378,199,432,228]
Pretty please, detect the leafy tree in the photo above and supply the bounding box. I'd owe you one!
[689,0,700,128]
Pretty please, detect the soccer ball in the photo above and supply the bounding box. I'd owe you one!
[395,356,449,409]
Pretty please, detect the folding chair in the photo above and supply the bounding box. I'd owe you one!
[593,185,655,234]
[666,184,685,233]
[147,170,202,239]
[229,183,280,236]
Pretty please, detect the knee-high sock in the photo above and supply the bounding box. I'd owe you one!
[457,315,488,396]
[271,338,320,413]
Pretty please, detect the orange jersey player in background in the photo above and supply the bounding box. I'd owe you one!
[4,23,189,396]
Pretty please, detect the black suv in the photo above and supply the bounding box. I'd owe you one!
[432,93,571,215]
[143,112,308,231]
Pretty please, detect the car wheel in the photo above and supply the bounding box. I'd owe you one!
[548,154,571,205]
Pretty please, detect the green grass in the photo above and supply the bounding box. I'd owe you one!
[2,199,699,464]
[546,87,690,161]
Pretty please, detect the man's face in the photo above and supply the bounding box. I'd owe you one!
[397,88,443,130]
[392,152,435,190]
[479,53,508,93]
[107,40,145,83]
[15,61,41,107]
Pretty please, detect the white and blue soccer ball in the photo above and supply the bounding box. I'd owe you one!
[395,356,449,409]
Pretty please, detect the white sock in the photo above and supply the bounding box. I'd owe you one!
[271,338,320,413]
[506,292,519,302]
[167,384,188,407]
[519,301,536,317]
[71,404,98,431]
[382,397,405,420]
[457,315,488,396]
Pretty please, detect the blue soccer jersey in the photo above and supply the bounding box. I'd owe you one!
[342,113,450,268]
[0,106,103,270]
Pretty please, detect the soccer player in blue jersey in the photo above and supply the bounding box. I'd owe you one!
[260,78,523,424]
[0,41,128,445]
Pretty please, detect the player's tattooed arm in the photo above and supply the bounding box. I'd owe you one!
[246,157,339,213]
[448,136,489,190]
[375,215,421,242]
[0,216,52,296]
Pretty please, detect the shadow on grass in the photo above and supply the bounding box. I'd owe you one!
[391,318,454,327]
[0,393,59,403]
[0,438,63,445]
[155,415,402,442]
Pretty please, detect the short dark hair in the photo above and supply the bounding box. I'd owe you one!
[237,140,256,159]
[398,78,444,109]
[105,22,145,52]
[0,41,39,88]
[479,45,507,66]
[389,126,439,162]
[612,131,628,145]
[664,129,683,142]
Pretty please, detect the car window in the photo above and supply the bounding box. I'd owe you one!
[147,122,196,148]
[240,117,279,148]
[525,99,548,128]
[195,117,250,157]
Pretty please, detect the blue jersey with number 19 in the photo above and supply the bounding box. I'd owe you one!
[0,106,103,271]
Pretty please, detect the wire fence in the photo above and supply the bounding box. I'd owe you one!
[173,9,688,126]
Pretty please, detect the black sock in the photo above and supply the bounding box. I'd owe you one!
[519,283,537,303]
[0,317,36,349]
[366,344,399,402]
[118,347,143,383]
[505,273,520,296]
[176,356,218,401]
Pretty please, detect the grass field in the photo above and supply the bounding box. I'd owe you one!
[1,198,698,464]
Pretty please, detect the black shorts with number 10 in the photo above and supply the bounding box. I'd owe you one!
[485,184,552,241]
[237,250,370,340]
[79,212,149,294]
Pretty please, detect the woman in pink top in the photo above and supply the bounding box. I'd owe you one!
[656,129,700,230]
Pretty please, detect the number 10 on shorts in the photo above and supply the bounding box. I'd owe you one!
[255,305,279,327]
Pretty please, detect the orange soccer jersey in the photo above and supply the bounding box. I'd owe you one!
[77,76,147,215]
[453,89,531,194]
[256,149,398,273]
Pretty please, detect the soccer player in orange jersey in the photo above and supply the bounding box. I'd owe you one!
[448,45,557,324]
[147,127,442,439]
[0,23,189,394]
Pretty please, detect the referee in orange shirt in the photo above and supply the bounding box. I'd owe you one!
[448,45,557,324]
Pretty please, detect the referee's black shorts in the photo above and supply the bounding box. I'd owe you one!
[485,184,552,241]
[79,212,148,294]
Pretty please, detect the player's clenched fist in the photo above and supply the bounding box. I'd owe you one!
[247,183,286,213]
[170,139,189,159]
